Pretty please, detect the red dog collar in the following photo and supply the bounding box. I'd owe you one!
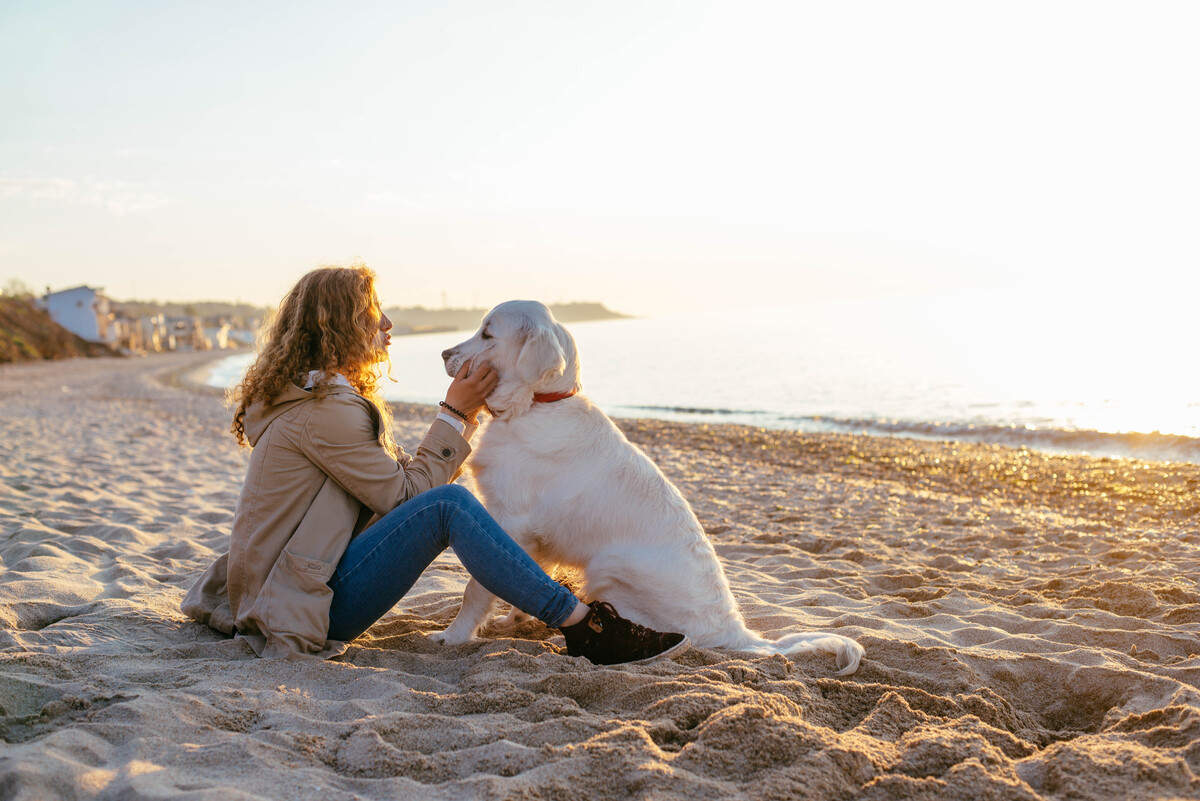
[532,388,579,403]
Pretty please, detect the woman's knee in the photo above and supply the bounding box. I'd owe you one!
[425,482,480,510]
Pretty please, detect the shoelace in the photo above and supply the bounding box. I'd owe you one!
[591,602,662,641]
[584,602,618,634]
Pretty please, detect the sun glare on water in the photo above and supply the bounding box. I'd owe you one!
[928,288,1198,440]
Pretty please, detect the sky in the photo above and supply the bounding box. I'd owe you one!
[1,0,1197,317]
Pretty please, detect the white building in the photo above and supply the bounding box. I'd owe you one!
[165,316,208,351]
[203,323,232,350]
[43,285,114,344]
[139,314,169,352]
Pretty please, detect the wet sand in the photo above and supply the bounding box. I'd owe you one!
[1,352,1198,800]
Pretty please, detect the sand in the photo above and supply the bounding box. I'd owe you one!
[1,352,1198,801]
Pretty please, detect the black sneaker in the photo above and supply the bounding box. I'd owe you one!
[560,601,688,665]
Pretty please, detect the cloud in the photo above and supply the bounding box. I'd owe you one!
[0,176,169,217]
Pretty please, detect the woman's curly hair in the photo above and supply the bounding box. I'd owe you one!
[230,264,396,456]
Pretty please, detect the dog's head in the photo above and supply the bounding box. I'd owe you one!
[442,300,581,418]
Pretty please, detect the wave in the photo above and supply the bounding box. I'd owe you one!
[617,404,1200,464]
[621,404,753,417]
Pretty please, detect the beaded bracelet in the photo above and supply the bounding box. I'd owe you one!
[438,400,470,422]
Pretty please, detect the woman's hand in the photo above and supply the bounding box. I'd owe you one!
[444,361,499,423]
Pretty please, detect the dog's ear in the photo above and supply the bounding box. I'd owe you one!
[516,324,566,386]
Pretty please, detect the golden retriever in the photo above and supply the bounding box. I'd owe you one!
[436,300,863,674]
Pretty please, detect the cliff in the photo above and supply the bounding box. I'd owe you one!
[0,296,117,363]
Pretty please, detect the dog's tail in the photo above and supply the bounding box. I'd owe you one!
[771,632,865,676]
[717,627,865,676]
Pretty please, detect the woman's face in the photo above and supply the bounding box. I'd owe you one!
[373,302,393,360]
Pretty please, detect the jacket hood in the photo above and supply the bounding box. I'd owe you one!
[241,381,367,443]
[241,383,318,447]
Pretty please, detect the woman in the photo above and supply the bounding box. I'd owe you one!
[182,264,686,665]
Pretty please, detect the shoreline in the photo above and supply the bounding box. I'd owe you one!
[199,347,1200,466]
[2,354,1198,800]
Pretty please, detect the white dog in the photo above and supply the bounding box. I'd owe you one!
[436,300,864,675]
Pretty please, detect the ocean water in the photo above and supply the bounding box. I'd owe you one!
[206,291,1200,464]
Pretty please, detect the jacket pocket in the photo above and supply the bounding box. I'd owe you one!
[243,548,339,655]
[279,549,338,579]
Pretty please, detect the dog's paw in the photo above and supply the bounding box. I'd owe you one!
[430,628,478,646]
[493,607,531,630]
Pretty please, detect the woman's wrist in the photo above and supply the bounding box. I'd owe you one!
[439,400,471,423]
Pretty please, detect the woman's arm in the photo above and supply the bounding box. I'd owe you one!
[298,361,498,516]
[300,395,469,516]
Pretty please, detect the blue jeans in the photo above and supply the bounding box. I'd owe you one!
[326,484,578,642]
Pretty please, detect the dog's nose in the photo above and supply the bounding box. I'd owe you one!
[441,349,452,362]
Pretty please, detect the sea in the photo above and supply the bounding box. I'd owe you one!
[205,291,1200,464]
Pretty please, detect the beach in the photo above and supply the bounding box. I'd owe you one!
[1,352,1198,801]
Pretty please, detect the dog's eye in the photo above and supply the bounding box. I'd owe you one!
[481,332,492,340]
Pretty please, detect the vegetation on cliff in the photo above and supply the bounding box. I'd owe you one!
[0,296,116,363]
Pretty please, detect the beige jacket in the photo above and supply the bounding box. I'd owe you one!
[181,383,470,658]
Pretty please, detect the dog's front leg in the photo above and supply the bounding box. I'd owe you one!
[432,577,499,645]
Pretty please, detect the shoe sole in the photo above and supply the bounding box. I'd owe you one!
[621,635,690,666]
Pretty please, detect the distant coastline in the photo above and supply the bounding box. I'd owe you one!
[0,292,630,364]
[381,302,630,335]
[113,299,628,335]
